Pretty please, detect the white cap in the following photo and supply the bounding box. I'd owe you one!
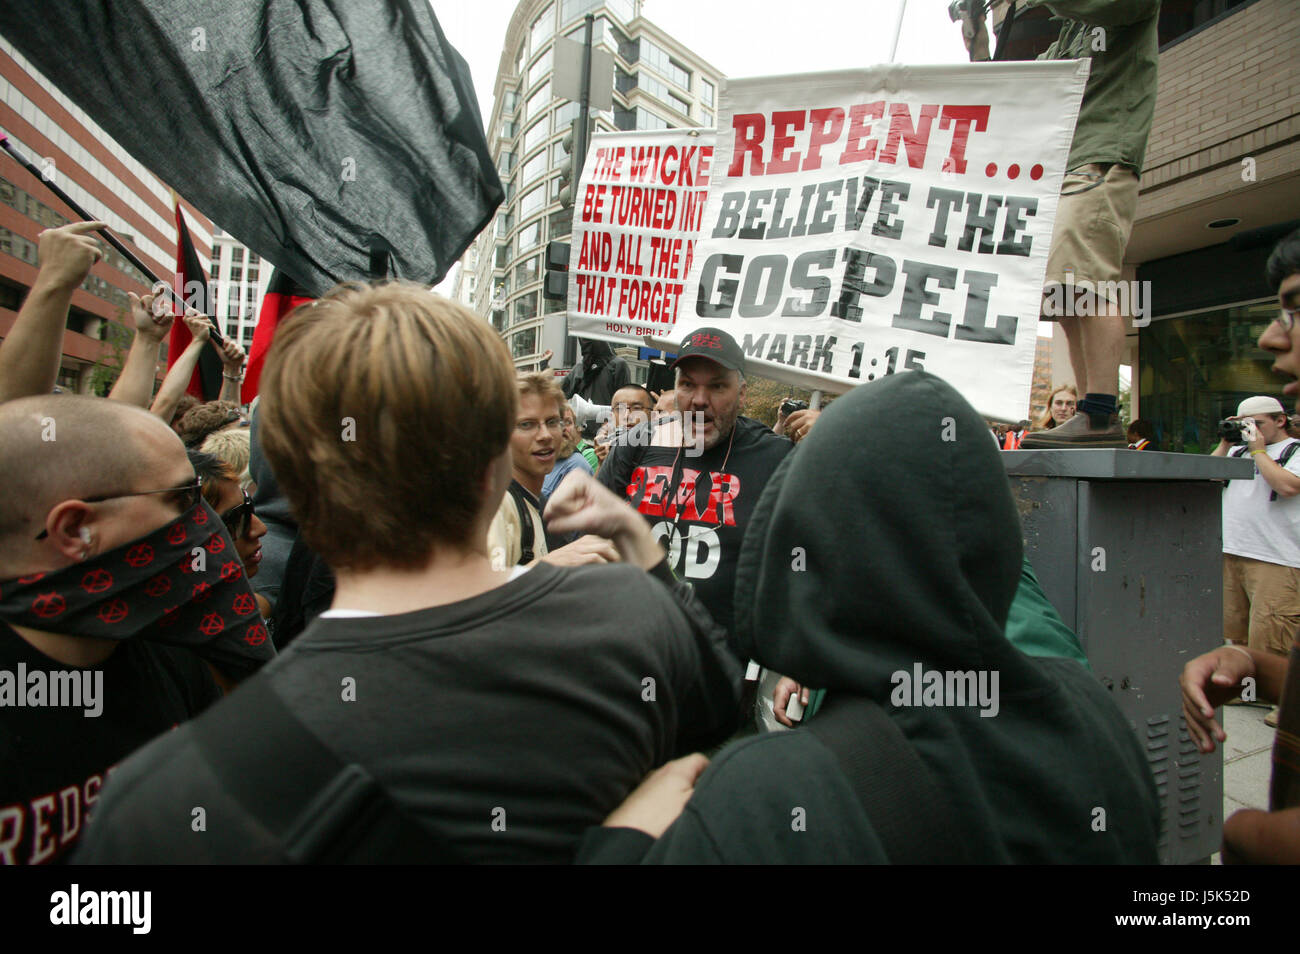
[1237,396,1286,416]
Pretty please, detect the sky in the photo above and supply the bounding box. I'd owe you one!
[432,0,973,293]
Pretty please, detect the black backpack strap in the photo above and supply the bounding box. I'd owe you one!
[1230,445,1248,458]
[506,482,536,565]
[1269,440,1300,501]
[803,694,971,864]
[192,677,464,863]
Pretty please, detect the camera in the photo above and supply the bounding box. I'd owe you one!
[948,0,986,23]
[1218,419,1247,444]
[780,399,809,418]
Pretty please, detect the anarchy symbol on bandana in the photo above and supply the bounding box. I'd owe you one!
[205,534,226,555]
[81,568,113,594]
[31,592,66,618]
[159,606,181,627]
[124,543,155,568]
[231,592,257,617]
[192,507,209,526]
[192,581,212,602]
[97,598,128,625]
[220,561,243,581]
[144,574,171,597]
[167,523,187,546]
[199,611,225,636]
[17,573,46,584]
[243,622,268,646]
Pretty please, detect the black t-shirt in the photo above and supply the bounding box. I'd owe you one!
[73,561,743,864]
[0,623,219,865]
[598,416,793,640]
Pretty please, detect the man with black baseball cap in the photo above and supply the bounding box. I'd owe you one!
[598,327,792,652]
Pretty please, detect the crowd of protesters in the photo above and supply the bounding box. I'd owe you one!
[0,215,1293,865]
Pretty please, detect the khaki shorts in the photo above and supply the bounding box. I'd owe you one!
[1040,162,1140,319]
[1223,554,1300,657]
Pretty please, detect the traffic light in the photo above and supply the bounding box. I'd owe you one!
[543,240,570,301]
[557,116,595,209]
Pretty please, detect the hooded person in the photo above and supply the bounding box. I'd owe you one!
[562,339,631,406]
[580,372,1160,864]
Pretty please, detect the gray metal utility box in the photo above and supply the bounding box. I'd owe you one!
[1002,449,1254,865]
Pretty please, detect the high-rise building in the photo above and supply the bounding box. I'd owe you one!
[468,0,724,371]
[208,229,270,355]
[0,35,212,395]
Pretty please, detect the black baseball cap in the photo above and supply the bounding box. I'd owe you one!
[671,327,745,374]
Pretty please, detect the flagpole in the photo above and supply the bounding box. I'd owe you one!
[889,0,908,62]
[0,130,226,345]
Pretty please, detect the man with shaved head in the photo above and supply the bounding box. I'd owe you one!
[0,395,264,864]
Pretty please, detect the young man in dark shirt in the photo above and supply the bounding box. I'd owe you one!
[598,328,792,643]
[74,283,742,864]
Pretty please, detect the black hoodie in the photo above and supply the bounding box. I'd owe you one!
[584,372,1160,863]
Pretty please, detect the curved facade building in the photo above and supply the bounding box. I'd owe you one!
[469,0,723,371]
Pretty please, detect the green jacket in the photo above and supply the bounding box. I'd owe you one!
[1029,0,1161,173]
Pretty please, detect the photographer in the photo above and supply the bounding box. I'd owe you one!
[1211,397,1300,719]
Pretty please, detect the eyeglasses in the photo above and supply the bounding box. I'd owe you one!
[219,490,256,539]
[516,418,563,433]
[35,476,203,541]
[1277,304,1300,333]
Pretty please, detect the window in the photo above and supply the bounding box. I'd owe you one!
[495,243,511,268]
[549,209,572,238]
[234,247,245,264]
[544,293,566,314]
[669,93,691,118]
[230,266,242,282]
[701,79,715,107]
[639,39,690,90]
[246,264,259,282]
[524,119,549,155]
[521,151,548,185]
[496,213,514,237]
[616,67,636,95]
[560,0,599,24]
[554,100,579,128]
[701,109,714,127]
[529,49,553,89]
[526,82,550,122]
[209,262,219,280]
[512,326,538,358]
[499,151,516,175]
[516,256,539,287]
[499,118,517,139]
[531,5,555,51]
[491,309,508,333]
[636,108,669,131]
[505,177,517,202]
[502,89,520,115]
[517,220,542,253]
[520,185,546,219]
[514,293,538,325]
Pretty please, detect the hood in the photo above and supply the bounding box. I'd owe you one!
[733,371,1049,699]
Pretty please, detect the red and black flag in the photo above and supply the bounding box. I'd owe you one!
[241,268,314,404]
[168,204,223,401]
[0,0,502,296]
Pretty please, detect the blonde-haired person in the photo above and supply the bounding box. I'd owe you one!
[486,372,617,568]
[74,281,743,864]
[201,427,253,491]
[1035,385,1078,431]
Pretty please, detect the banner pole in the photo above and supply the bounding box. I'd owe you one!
[888,0,908,62]
[0,130,226,345]
[810,389,822,411]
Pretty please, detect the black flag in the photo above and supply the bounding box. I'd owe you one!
[0,0,502,296]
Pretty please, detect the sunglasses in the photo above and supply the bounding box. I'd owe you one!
[219,490,256,539]
[35,477,204,541]
[1277,304,1300,334]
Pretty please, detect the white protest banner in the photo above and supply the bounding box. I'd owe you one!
[668,61,1089,420]
[567,128,713,341]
